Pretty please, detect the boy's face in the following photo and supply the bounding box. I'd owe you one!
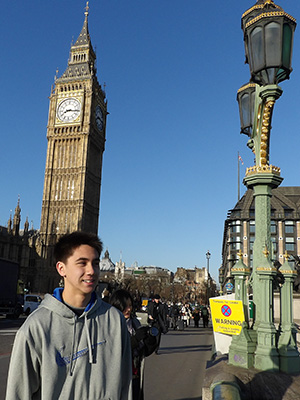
[56,245,100,305]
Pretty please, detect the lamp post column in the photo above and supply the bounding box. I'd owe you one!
[206,251,211,305]
[244,169,283,371]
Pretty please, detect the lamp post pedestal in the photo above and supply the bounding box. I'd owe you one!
[229,254,257,368]
[277,257,300,373]
[254,265,279,371]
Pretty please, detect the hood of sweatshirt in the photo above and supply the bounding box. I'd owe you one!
[6,289,133,400]
[39,289,108,374]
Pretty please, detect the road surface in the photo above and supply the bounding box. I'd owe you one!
[144,325,213,400]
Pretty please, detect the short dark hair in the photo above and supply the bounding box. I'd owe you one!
[109,289,133,313]
[54,231,103,264]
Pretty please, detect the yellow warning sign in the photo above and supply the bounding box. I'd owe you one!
[209,298,245,336]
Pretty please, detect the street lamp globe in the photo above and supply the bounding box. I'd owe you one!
[237,82,256,137]
[206,251,211,276]
[242,0,296,85]
[206,250,211,262]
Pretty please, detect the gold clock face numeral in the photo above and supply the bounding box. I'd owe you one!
[57,98,81,122]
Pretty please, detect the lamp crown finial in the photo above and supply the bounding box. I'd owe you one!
[263,0,276,9]
[263,245,270,258]
[237,249,243,260]
[284,250,290,261]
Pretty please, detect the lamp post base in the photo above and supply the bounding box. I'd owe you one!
[229,324,257,368]
[254,322,279,371]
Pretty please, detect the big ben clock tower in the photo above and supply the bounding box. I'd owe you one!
[39,3,107,290]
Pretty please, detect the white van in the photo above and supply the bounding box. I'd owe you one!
[23,294,42,315]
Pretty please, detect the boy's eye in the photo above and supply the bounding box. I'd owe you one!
[76,260,87,266]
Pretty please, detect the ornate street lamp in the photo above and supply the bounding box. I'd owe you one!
[229,0,300,373]
[242,0,296,85]
[238,0,297,165]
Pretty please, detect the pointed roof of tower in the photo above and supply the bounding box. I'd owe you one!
[57,1,97,82]
[73,2,91,48]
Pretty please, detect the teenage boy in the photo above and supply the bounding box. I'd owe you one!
[6,231,132,400]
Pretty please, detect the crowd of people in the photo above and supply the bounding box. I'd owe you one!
[160,300,210,329]
[5,231,210,400]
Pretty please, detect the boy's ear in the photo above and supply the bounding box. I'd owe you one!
[56,261,66,277]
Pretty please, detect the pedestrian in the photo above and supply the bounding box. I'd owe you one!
[201,304,210,328]
[5,231,132,400]
[110,289,157,400]
[147,294,167,354]
[192,308,201,328]
[169,303,180,329]
[181,303,191,327]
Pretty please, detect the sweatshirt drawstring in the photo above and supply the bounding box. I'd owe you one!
[69,316,77,376]
[84,314,93,364]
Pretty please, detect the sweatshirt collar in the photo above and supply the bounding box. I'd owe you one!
[53,287,97,313]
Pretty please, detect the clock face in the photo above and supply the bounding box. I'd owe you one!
[95,105,103,131]
[57,98,81,123]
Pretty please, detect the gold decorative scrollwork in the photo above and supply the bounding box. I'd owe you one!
[260,99,275,166]
[245,165,281,176]
[246,12,296,29]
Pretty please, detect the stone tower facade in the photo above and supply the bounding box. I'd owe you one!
[39,5,107,291]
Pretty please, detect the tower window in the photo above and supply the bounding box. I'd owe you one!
[285,237,295,251]
[249,221,255,233]
[285,221,295,234]
[284,208,293,218]
[271,220,276,234]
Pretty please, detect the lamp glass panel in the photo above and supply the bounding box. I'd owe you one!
[250,26,264,72]
[267,68,276,84]
[276,68,286,83]
[265,22,281,67]
[282,23,292,68]
[250,90,255,122]
[241,92,251,128]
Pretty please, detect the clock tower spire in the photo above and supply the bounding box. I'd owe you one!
[39,3,107,291]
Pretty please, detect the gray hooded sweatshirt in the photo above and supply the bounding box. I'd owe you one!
[6,290,132,400]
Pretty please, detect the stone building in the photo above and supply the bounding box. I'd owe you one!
[1,6,107,293]
[99,249,115,279]
[0,199,40,292]
[174,266,206,284]
[220,186,300,292]
[174,267,209,303]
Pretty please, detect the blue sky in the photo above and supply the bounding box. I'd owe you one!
[1,0,300,282]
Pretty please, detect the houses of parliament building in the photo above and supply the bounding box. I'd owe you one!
[0,5,107,293]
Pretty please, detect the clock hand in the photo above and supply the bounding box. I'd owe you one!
[63,108,80,115]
